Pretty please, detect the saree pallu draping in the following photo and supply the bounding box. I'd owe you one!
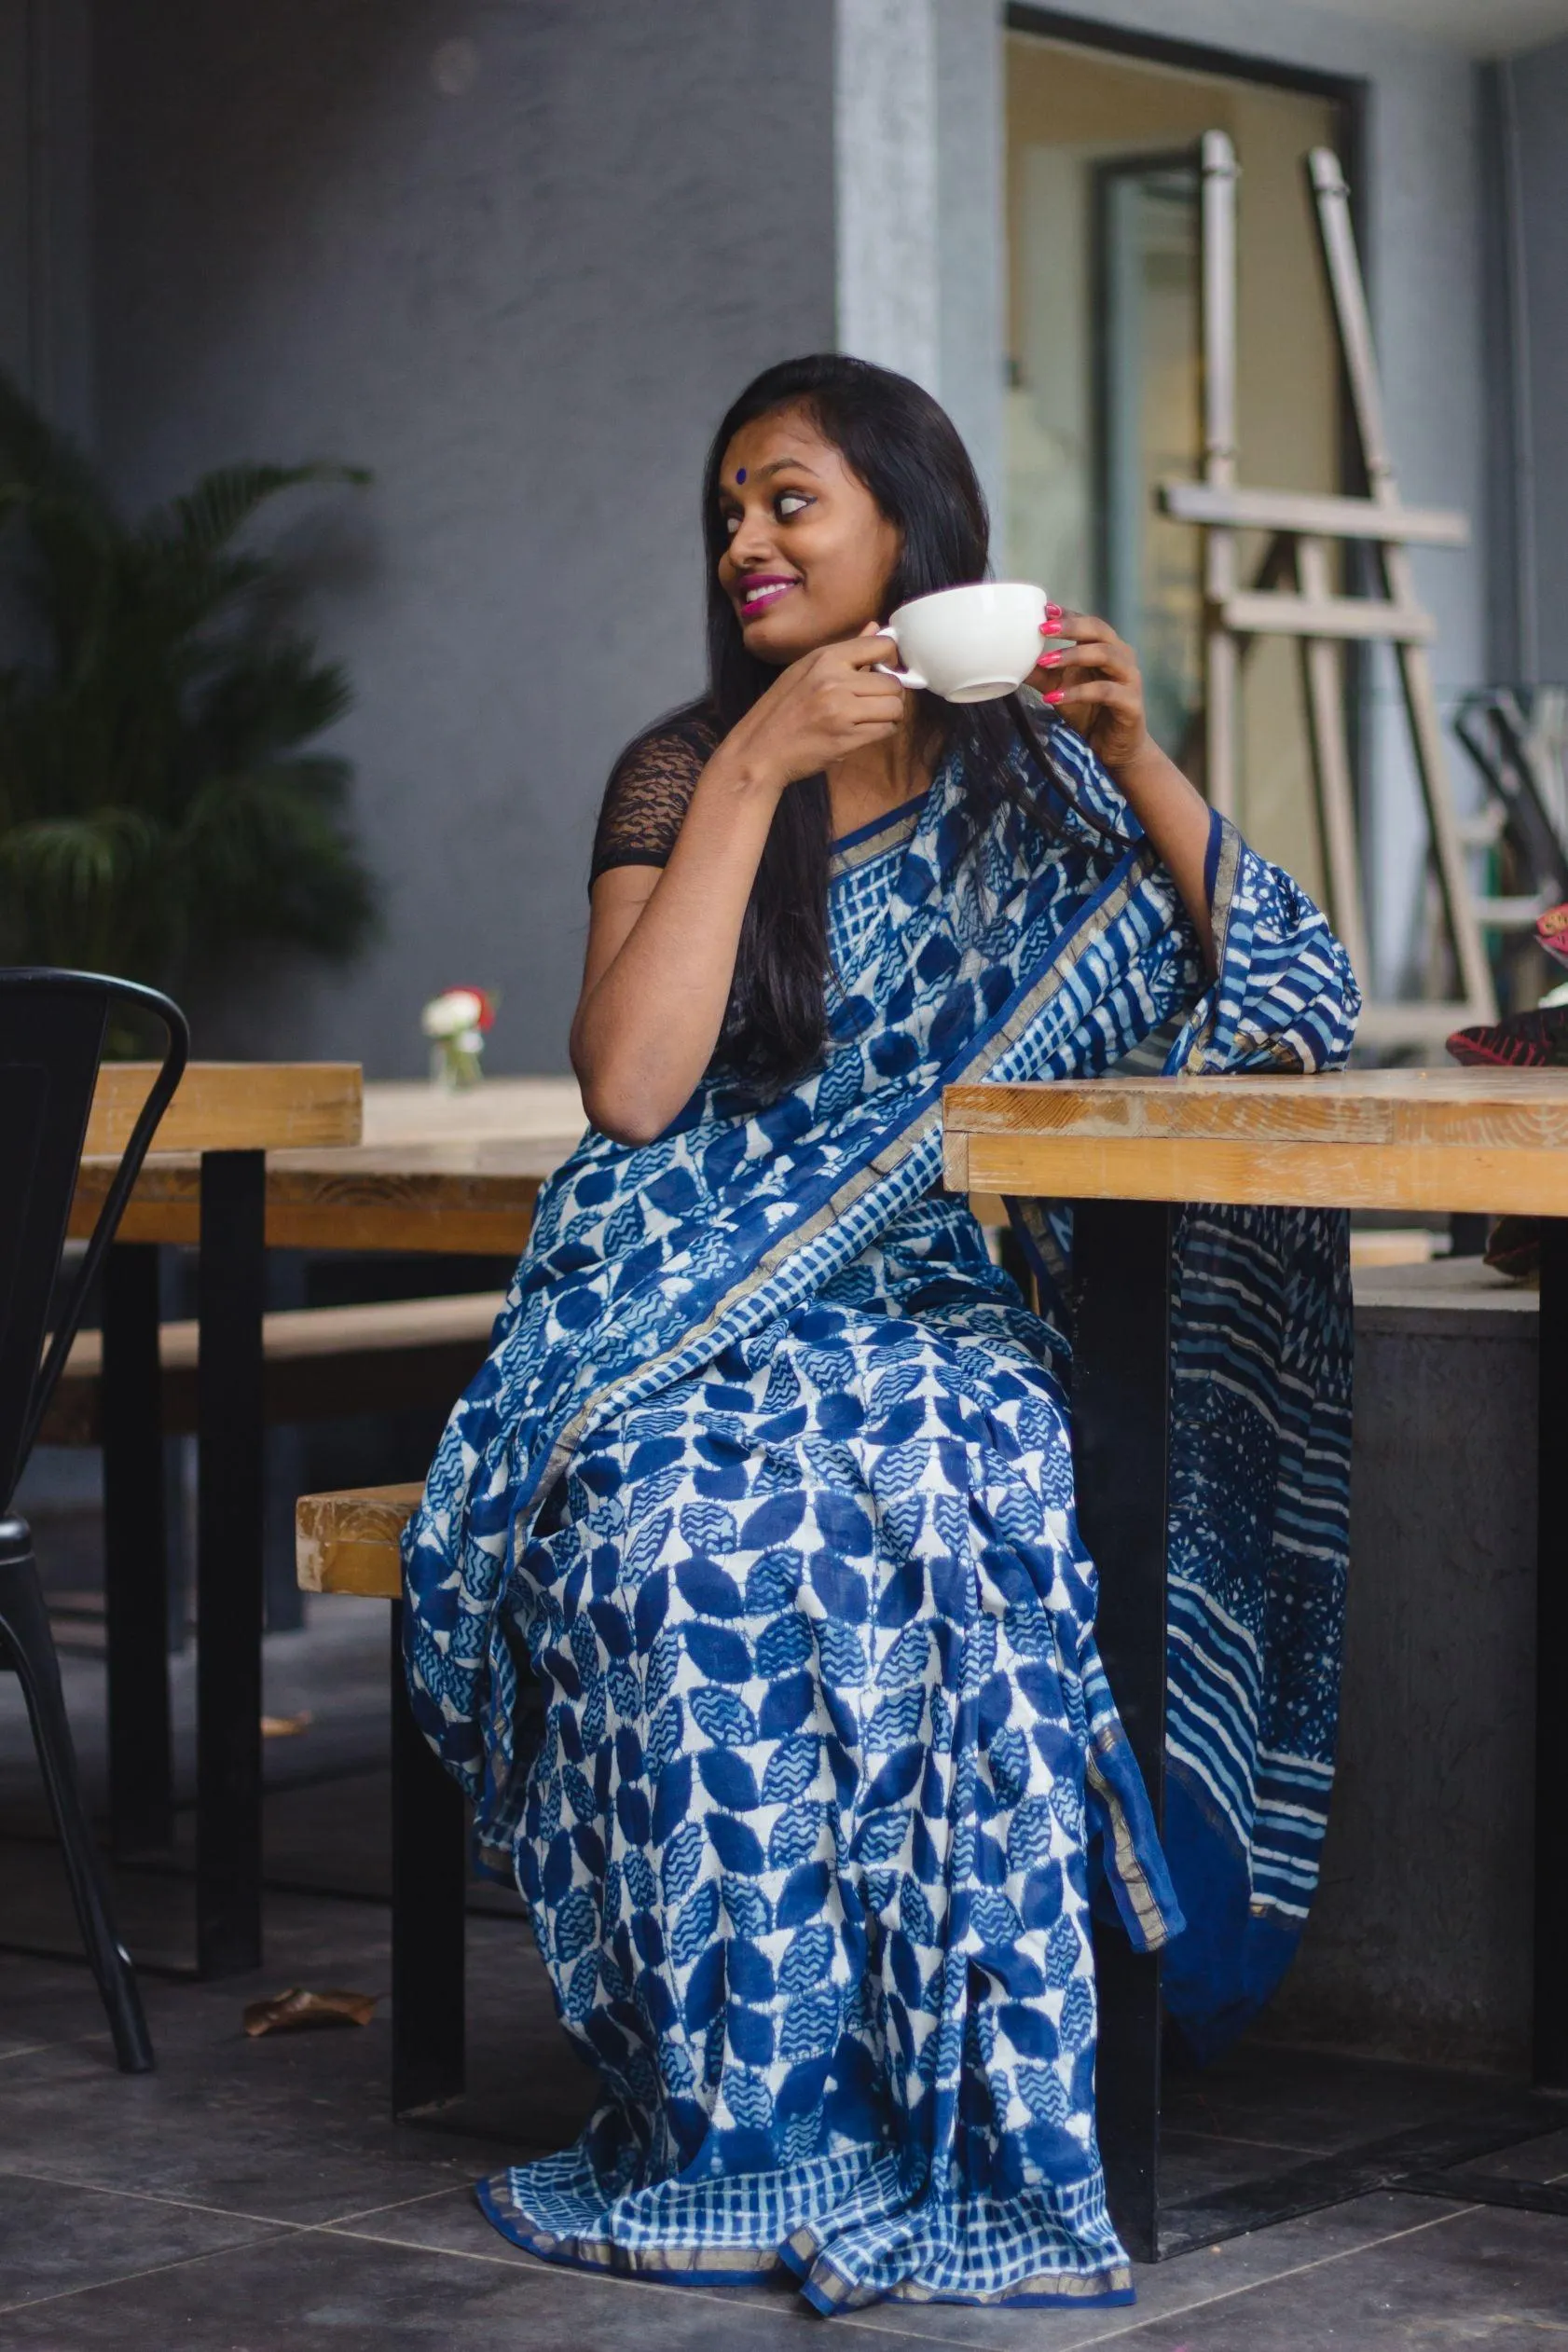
[403,721,1360,2310]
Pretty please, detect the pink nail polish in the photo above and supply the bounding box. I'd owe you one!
[1044,689,1066,704]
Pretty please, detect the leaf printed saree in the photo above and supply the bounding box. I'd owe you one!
[403,718,1359,2310]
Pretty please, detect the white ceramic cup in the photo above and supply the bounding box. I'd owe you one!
[875,581,1049,704]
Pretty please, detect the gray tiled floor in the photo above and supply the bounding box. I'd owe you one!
[6,1607,1568,2342]
[4,1892,1565,2346]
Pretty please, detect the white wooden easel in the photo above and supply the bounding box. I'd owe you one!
[1160,135,1495,1044]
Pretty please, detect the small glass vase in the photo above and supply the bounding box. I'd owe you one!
[429,1031,485,1091]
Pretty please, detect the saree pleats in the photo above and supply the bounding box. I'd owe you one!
[478,1204,1187,2304]
[404,716,1360,2306]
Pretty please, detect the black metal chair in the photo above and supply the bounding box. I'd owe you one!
[0,969,188,2072]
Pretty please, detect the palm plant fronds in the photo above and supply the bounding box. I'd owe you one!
[0,370,115,523]
[0,368,377,1001]
[162,461,372,560]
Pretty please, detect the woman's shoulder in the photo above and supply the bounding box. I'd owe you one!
[591,699,722,885]
[620,698,722,767]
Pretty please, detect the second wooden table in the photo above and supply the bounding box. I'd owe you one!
[79,1064,362,1976]
[72,1074,582,1974]
[943,1066,1568,2260]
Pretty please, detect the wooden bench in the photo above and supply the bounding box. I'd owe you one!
[296,1480,421,1598]
[40,1295,504,1445]
[296,1479,461,2112]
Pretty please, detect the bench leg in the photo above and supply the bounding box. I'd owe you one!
[1071,1198,1174,2265]
[391,1600,466,2112]
[1536,1217,1568,2087]
[103,1243,173,1854]
[196,1149,268,1978]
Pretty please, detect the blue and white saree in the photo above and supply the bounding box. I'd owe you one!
[403,720,1359,2309]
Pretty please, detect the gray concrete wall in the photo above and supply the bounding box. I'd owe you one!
[91,0,835,1074]
[1508,34,1568,683]
[1267,1265,1538,2072]
[834,0,1006,519]
[0,1,33,392]
[0,0,93,438]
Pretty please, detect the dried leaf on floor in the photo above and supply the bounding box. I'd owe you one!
[242,1987,378,2037]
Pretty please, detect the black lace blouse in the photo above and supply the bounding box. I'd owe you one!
[588,703,722,887]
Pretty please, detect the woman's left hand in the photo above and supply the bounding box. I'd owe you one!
[1031,609,1151,774]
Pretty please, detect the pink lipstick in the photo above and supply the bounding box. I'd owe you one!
[736,573,800,618]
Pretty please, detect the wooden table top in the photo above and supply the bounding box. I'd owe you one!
[85,1061,1568,1251]
[72,1073,585,1255]
[942,1067,1568,1216]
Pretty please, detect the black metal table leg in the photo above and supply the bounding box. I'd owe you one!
[195,1149,268,1978]
[1535,1217,1568,2088]
[390,1600,466,2112]
[102,1243,172,1854]
[1070,1197,1175,2265]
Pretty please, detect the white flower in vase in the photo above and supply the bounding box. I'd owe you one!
[420,987,498,1089]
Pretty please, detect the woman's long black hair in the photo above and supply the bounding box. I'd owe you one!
[673,353,1120,1090]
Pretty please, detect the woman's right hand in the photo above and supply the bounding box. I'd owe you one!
[726,624,908,791]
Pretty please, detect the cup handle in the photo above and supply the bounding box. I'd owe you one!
[872,626,928,692]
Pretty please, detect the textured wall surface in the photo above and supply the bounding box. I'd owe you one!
[0,0,32,390]
[1268,1285,1538,2070]
[836,0,941,392]
[1511,34,1568,683]
[833,0,1005,519]
[934,0,1006,520]
[92,0,835,1073]
[0,0,93,438]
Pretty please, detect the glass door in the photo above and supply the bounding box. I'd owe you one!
[1006,29,1346,892]
[1093,150,1202,765]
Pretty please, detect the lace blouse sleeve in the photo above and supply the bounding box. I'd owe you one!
[589,705,721,887]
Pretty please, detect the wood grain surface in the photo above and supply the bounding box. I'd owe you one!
[71,1075,585,1253]
[69,1146,561,1253]
[296,1481,422,1598]
[943,1071,1568,1215]
[86,1061,363,1156]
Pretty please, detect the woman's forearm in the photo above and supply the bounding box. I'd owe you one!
[571,745,783,1142]
[572,630,913,1144]
[1107,739,1216,968]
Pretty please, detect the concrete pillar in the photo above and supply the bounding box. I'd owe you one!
[834,0,1004,525]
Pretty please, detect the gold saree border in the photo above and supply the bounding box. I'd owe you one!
[519,846,1156,1534]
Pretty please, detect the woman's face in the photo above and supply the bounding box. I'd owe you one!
[716,405,901,666]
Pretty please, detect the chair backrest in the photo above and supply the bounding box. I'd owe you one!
[0,970,188,1512]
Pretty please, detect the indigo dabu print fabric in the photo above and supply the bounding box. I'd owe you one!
[403,719,1359,2309]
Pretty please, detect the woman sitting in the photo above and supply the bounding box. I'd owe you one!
[404,353,1359,2312]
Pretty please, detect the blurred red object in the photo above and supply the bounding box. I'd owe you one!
[1445,1009,1568,1068]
